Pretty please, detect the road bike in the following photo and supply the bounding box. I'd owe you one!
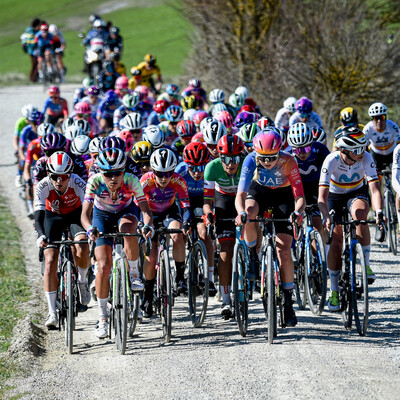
[382,168,398,255]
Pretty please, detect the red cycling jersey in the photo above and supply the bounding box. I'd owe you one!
[25,138,43,164]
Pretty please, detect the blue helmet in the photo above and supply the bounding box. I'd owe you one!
[166,84,180,96]
[165,105,183,122]
[97,148,127,171]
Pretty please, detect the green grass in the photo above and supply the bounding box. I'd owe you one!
[0,197,30,396]
[0,0,192,84]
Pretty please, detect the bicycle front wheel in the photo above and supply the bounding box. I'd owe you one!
[160,249,172,343]
[385,190,398,255]
[267,245,277,344]
[65,261,75,354]
[305,230,327,315]
[293,242,307,310]
[352,243,369,336]
[188,241,209,328]
[128,293,140,338]
[232,243,248,337]
[115,258,128,354]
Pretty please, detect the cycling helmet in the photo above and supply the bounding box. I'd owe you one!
[296,97,313,114]
[166,84,180,96]
[103,60,114,72]
[192,110,209,127]
[48,24,58,35]
[209,89,225,104]
[335,127,367,151]
[40,132,67,153]
[203,120,227,145]
[150,148,177,172]
[257,116,275,130]
[48,86,60,97]
[192,132,205,143]
[74,101,91,115]
[89,137,101,154]
[165,105,184,122]
[93,19,103,29]
[211,102,227,116]
[110,26,120,35]
[73,119,91,136]
[104,90,120,105]
[132,141,153,163]
[283,97,297,113]
[21,104,37,119]
[229,93,244,109]
[40,23,49,31]
[144,53,156,66]
[183,108,197,121]
[117,129,134,152]
[188,78,201,88]
[339,107,358,125]
[235,111,255,128]
[97,148,127,171]
[287,123,313,148]
[217,135,244,155]
[368,102,387,117]
[61,117,75,134]
[238,123,261,144]
[99,136,126,152]
[215,110,234,130]
[82,77,94,89]
[71,135,91,156]
[153,99,169,114]
[176,120,196,139]
[46,151,73,174]
[65,125,83,141]
[27,110,44,124]
[200,116,216,133]
[181,95,197,111]
[115,75,129,90]
[122,93,139,109]
[120,112,144,130]
[37,123,55,137]
[183,142,210,166]
[253,130,282,155]
[87,86,100,96]
[143,125,165,149]
[235,86,249,100]
[311,127,327,143]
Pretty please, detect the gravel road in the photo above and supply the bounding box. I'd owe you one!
[1,85,400,400]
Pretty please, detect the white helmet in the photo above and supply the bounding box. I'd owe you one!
[235,86,249,100]
[48,24,59,35]
[336,127,367,152]
[287,123,313,148]
[120,112,144,130]
[89,137,101,154]
[37,123,55,137]
[183,108,197,121]
[203,120,227,145]
[71,135,91,156]
[47,151,74,174]
[21,104,37,119]
[368,102,387,117]
[150,148,177,172]
[73,119,91,136]
[283,97,297,113]
[211,103,227,116]
[65,125,83,141]
[200,116,216,133]
[209,88,225,103]
[143,125,165,149]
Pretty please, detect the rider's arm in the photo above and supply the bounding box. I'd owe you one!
[81,201,94,231]
[235,191,247,215]
[318,185,330,223]
[368,180,383,213]
[33,178,49,237]
[392,144,400,196]
[138,200,153,227]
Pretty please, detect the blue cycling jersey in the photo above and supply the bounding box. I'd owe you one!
[175,161,204,199]
[19,125,37,149]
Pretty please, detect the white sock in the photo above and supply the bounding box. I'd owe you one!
[98,297,108,319]
[328,269,340,292]
[78,266,88,283]
[220,285,231,304]
[362,245,370,266]
[128,259,139,280]
[45,291,57,314]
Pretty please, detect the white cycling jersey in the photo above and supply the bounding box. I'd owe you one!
[274,107,291,132]
[319,151,378,194]
[391,143,400,196]
[289,111,323,129]
[363,119,400,155]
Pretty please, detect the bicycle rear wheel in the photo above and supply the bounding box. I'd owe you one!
[64,261,75,354]
[293,242,307,310]
[160,249,172,342]
[352,243,369,336]
[267,245,277,344]
[305,230,327,315]
[188,241,209,328]
[115,258,128,354]
[385,190,398,255]
[232,243,248,337]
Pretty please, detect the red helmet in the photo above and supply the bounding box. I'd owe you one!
[74,101,91,115]
[239,104,256,113]
[40,23,49,31]
[183,142,210,166]
[192,110,209,127]
[48,86,60,97]
[257,116,275,130]
[153,99,169,114]
[176,120,196,139]
[117,129,134,152]
[217,135,244,155]
[115,75,129,89]
[215,110,233,130]
[253,130,282,155]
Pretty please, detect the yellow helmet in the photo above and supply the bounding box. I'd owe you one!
[132,140,153,163]
[180,95,197,111]
[144,53,156,66]
[340,107,358,125]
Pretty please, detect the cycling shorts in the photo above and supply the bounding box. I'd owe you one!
[247,181,294,236]
[92,202,139,247]
[43,207,85,248]
[37,45,54,58]
[370,150,392,175]
[328,184,369,224]
[152,203,182,242]
[215,192,236,242]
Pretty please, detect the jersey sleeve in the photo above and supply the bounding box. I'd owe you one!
[34,178,50,211]
[319,153,335,188]
[175,175,190,209]
[363,152,379,183]
[238,153,257,193]
[61,98,69,117]
[392,144,400,196]
[287,156,304,198]
[127,173,146,204]
[204,162,216,200]
[84,174,98,203]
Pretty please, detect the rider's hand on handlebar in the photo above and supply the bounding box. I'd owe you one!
[141,224,154,239]
[36,235,48,249]
[290,211,303,226]
[183,221,191,235]
[86,225,99,242]
[202,211,215,226]
[235,211,247,226]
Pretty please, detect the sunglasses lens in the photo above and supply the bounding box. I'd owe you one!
[259,154,279,162]
[50,174,69,181]
[155,171,173,178]
[293,145,312,155]
[189,165,206,172]
[352,146,365,155]
[222,156,240,164]
[102,170,124,177]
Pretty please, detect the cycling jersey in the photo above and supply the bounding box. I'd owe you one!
[34,31,54,56]
[391,143,400,196]
[14,117,28,138]
[319,151,378,194]
[147,110,163,126]
[89,157,141,179]
[98,72,119,93]
[25,138,43,164]
[289,111,323,129]
[42,97,68,118]
[84,172,146,213]
[73,88,86,105]
[140,172,190,214]
[175,162,204,200]
[238,151,304,198]
[363,119,400,155]
[134,62,161,87]
[274,107,291,132]
[97,98,121,120]
[80,96,102,116]
[19,125,37,150]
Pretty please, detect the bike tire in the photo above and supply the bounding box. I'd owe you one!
[128,293,140,337]
[115,258,128,354]
[267,245,277,344]
[160,249,172,342]
[232,243,248,337]
[305,230,327,315]
[352,243,369,336]
[385,190,398,255]
[188,241,209,328]
[293,243,307,310]
[341,274,352,330]
[65,261,74,354]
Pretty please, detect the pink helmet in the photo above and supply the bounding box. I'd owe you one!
[192,110,209,127]
[215,110,233,130]
[117,129,134,152]
[192,132,205,143]
[253,130,282,155]
[74,101,92,115]
[115,75,129,90]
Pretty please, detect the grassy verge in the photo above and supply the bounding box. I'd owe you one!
[0,197,30,397]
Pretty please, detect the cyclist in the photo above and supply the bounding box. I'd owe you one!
[20,18,41,82]
[130,54,162,93]
[147,99,169,126]
[48,24,66,80]
[132,140,153,175]
[182,78,208,109]
[235,129,306,327]
[236,123,261,155]
[275,96,297,133]
[35,151,90,328]
[289,97,323,129]
[158,84,181,106]
[143,125,166,149]
[73,105,100,139]
[159,105,184,145]
[235,86,261,115]
[119,112,145,143]
[80,86,102,117]
[113,92,140,129]
[203,120,227,159]
[114,75,130,99]
[215,110,234,133]
[96,90,121,133]
[331,107,364,151]
[311,127,328,147]
[74,77,94,106]
[203,135,245,317]
[82,148,153,338]
[98,61,120,93]
[105,26,123,60]
[34,23,55,81]
[42,86,69,127]
[318,127,384,312]
[172,119,197,159]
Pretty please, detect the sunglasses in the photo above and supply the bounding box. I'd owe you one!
[207,144,217,150]
[221,155,241,165]
[349,146,365,155]
[300,113,311,119]
[154,170,174,178]
[257,154,279,163]
[244,142,253,148]
[372,115,386,121]
[188,165,206,173]
[76,113,89,118]
[129,129,142,134]
[140,161,150,168]
[292,145,312,155]
[49,173,70,181]
[101,169,124,178]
